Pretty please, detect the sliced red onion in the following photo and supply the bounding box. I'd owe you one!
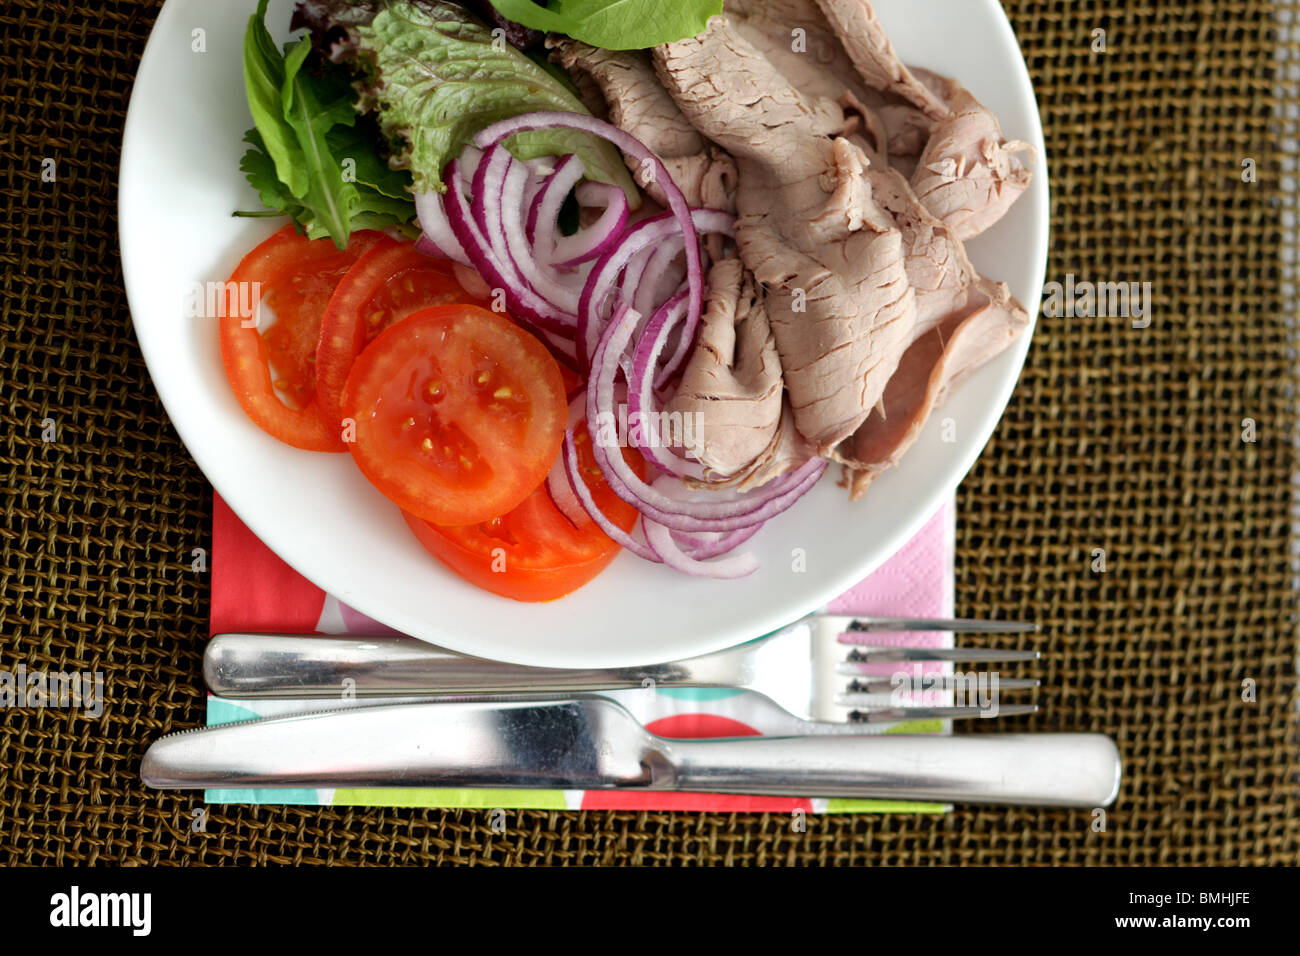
[551,186,629,268]
[574,209,728,369]
[618,243,659,310]
[460,145,484,181]
[521,173,547,243]
[414,190,470,267]
[626,289,707,480]
[670,524,764,560]
[577,213,675,367]
[575,180,617,206]
[475,112,706,374]
[452,262,491,300]
[527,155,585,254]
[587,304,829,531]
[547,398,590,528]
[442,157,575,335]
[643,515,758,579]
[499,152,587,315]
[577,208,733,370]
[632,239,686,319]
[472,143,511,238]
[651,213,731,389]
[547,455,590,529]
[562,419,660,563]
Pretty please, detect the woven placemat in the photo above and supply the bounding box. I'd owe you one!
[2,0,1298,866]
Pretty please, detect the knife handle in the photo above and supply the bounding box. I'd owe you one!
[666,732,1122,808]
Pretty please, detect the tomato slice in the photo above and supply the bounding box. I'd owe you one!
[219,225,383,451]
[315,239,484,436]
[342,304,568,525]
[403,421,644,601]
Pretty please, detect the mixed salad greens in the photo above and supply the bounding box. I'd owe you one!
[239,0,418,245]
[237,0,713,248]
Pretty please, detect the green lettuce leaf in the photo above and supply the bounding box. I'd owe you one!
[237,0,416,247]
[486,0,723,50]
[347,0,637,201]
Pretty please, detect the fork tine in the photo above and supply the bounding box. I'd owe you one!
[841,676,1040,693]
[841,704,1040,723]
[833,616,1039,635]
[838,647,1040,666]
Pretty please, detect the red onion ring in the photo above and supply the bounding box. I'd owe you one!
[414,190,470,266]
[526,155,586,254]
[626,289,706,480]
[547,396,591,529]
[577,209,734,371]
[643,516,758,578]
[587,305,829,532]
[562,426,660,564]
[474,112,706,375]
[443,157,575,335]
[671,524,764,560]
[499,153,587,315]
[552,185,630,268]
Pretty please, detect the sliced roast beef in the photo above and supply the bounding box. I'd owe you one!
[813,0,1032,239]
[724,0,877,124]
[909,82,1034,241]
[655,19,917,454]
[835,296,1028,500]
[666,257,784,478]
[866,164,1026,341]
[546,37,737,213]
[722,0,929,171]
[812,0,949,118]
[714,400,820,491]
[620,4,1033,500]
[839,90,933,175]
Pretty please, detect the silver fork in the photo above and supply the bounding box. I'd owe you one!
[204,613,1040,727]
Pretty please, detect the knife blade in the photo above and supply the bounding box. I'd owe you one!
[141,697,1121,807]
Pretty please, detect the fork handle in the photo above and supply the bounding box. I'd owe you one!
[204,632,750,698]
[666,733,1122,807]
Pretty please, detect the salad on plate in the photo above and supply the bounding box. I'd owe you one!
[218,0,1034,602]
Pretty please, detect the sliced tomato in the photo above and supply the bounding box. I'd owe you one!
[315,239,485,435]
[403,421,644,601]
[219,225,383,451]
[342,304,567,525]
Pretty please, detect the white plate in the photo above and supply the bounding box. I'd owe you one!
[119,0,1047,667]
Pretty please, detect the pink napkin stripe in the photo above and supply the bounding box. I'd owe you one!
[212,493,326,637]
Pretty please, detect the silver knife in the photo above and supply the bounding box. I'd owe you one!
[141,697,1121,807]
